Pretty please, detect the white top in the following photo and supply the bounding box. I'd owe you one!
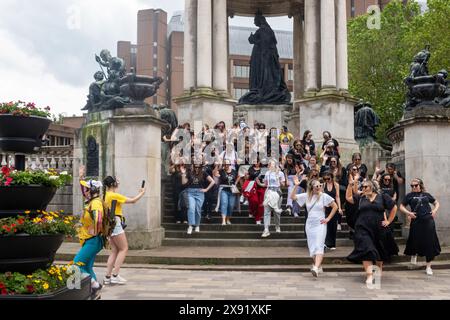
[264,171,285,188]
[294,193,334,218]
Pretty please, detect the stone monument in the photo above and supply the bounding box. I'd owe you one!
[389,48,450,245]
[74,49,167,249]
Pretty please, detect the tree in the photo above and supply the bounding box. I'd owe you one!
[348,0,450,144]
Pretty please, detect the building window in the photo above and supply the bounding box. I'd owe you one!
[233,88,249,100]
[233,65,250,78]
[351,0,355,17]
[288,69,294,81]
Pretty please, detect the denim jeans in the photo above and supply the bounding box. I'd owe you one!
[220,189,237,217]
[186,188,205,226]
[73,236,103,281]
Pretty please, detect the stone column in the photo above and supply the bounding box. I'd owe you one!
[197,0,212,88]
[320,0,337,89]
[304,0,320,92]
[335,0,349,92]
[213,0,228,93]
[293,13,304,99]
[184,0,197,91]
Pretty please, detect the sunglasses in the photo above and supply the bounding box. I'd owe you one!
[384,178,391,181]
[323,178,331,181]
[314,184,322,188]
[362,185,370,189]
[411,184,419,188]
[331,161,337,164]
[355,158,361,161]
[352,168,358,171]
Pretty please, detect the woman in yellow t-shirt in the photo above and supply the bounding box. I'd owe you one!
[102,176,145,285]
[74,176,105,300]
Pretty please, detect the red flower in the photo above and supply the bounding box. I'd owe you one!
[17,218,25,225]
[1,289,8,295]
[1,166,10,176]
[0,282,5,289]
[26,285,35,293]
[5,177,13,186]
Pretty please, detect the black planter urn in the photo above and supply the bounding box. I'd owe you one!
[0,234,65,274]
[0,115,51,153]
[0,185,57,218]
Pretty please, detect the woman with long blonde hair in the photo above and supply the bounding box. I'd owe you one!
[291,177,338,277]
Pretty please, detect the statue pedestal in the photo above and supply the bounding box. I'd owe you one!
[397,107,450,245]
[234,104,292,130]
[74,105,166,249]
[296,92,360,164]
[357,140,391,177]
[174,90,235,128]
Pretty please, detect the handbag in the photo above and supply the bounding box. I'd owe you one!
[231,184,240,194]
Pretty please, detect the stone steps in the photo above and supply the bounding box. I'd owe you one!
[161,237,407,247]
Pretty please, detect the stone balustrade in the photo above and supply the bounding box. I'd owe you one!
[1,146,73,171]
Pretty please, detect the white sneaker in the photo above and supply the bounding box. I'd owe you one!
[103,277,111,285]
[426,267,433,276]
[222,222,226,226]
[261,230,270,238]
[318,267,323,274]
[411,255,418,265]
[285,207,292,216]
[337,224,342,231]
[111,274,127,285]
[243,200,249,206]
[276,227,281,233]
[249,214,254,218]
[293,213,299,218]
[311,266,319,278]
[226,221,232,225]
[240,195,245,203]
[366,275,374,286]
[256,221,262,225]
[329,247,336,251]
[194,226,200,233]
[187,226,193,234]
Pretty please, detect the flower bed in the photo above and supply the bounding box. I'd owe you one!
[0,167,72,215]
[0,264,91,300]
[0,101,51,118]
[0,211,78,273]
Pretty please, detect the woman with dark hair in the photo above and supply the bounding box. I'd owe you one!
[284,154,297,216]
[218,160,241,226]
[245,158,265,224]
[102,176,146,285]
[288,139,306,165]
[400,178,441,276]
[346,153,368,179]
[322,171,343,250]
[181,164,215,234]
[346,179,399,286]
[379,173,397,201]
[301,130,316,158]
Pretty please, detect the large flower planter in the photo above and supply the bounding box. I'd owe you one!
[0,234,65,274]
[0,275,91,300]
[0,115,51,153]
[0,185,57,218]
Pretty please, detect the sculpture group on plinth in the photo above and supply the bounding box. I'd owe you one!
[82,49,163,112]
[238,13,291,105]
[404,46,448,111]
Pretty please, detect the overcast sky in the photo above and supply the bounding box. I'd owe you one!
[0,0,427,117]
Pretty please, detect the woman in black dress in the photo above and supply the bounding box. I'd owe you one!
[322,171,343,250]
[346,179,399,285]
[400,178,441,276]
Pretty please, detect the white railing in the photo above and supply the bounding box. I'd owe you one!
[1,146,73,171]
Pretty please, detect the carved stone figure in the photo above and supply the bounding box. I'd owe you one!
[436,69,450,108]
[354,100,380,142]
[86,136,99,177]
[238,13,291,105]
[404,47,447,111]
[82,71,105,111]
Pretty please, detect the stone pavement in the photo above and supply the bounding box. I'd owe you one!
[95,268,450,300]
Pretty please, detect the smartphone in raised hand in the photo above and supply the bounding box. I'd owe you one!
[141,180,146,188]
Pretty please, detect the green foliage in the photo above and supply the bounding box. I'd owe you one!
[0,101,51,118]
[348,0,450,143]
[0,167,72,188]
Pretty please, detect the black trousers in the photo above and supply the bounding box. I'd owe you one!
[325,211,339,248]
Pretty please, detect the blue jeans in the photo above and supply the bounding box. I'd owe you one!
[220,189,237,217]
[186,188,205,226]
[73,236,103,281]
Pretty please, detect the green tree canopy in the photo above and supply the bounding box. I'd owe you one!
[348,0,450,144]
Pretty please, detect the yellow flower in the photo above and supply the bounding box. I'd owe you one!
[64,221,69,224]
[24,210,31,215]
[32,217,42,223]
[43,283,49,290]
[60,210,65,213]
[27,275,33,279]
[58,276,63,281]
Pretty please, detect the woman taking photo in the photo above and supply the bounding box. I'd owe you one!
[102,176,146,285]
[291,177,338,277]
[181,164,216,234]
[346,179,399,285]
[301,130,316,158]
[400,178,441,276]
[322,171,343,250]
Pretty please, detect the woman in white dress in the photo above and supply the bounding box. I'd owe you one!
[291,177,338,277]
